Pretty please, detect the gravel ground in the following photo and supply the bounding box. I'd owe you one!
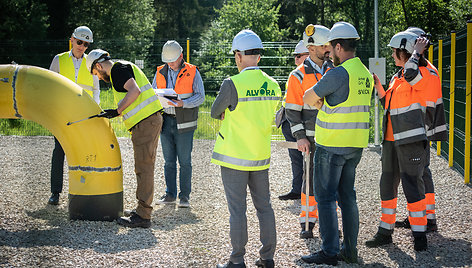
[0,135,471,267]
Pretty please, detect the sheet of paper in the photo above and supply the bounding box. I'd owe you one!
[154,88,179,108]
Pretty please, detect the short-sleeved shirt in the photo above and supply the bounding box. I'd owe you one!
[110,62,135,92]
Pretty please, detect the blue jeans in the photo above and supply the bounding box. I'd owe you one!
[281,120,303,194]
[313,146,362,258]
[160,115,195,199]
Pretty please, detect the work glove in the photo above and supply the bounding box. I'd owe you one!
[98,109,120,119]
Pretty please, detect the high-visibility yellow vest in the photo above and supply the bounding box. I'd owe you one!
[315,57,373,148]
[58,52,95,97]
[110,61,163,130]
[211,68,281,171]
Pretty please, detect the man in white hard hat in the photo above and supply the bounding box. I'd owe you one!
[276,40,309,203]
[86,49,163,228]
[47,25,100,205]
[211,29,281,268]
[276,40,308,202]
[152,40,205,208]
[284,24,333,239]
[302,21,373,265]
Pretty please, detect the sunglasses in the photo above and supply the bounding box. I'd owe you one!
[76,40,90,47]
[295,53,308,59]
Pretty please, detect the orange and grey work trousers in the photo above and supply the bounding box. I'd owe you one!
[423,144,436,223]
[378,140,427,237]
[131,112,163,219]
[300,139,317,227]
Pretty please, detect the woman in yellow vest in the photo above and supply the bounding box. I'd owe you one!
[86,49,163,228]
[47,26,100,205]
[212,30,281,268]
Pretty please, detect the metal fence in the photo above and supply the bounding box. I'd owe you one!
[431,21,472,183]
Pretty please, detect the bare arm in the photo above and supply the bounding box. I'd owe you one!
[373,73,386,98]
[303,88,323,110]
[117,78,141,114]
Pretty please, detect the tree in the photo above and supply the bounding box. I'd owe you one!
[195,0,288,93]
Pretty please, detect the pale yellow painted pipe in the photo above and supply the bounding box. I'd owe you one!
[429,44,434,149]
[0,64,123,220]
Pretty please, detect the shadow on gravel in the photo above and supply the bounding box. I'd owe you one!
[152,204,200,231]
[0,206,158,254]
[280,199,301,215]
[384,233,472,267]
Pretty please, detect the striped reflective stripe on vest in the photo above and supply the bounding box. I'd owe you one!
[317,120,369,130]
[427,124,447,136]
[303,104,317,110]
[321,104,370,114]
[388,102,425,116]
[122,84,156,121]
[212,152,270,168]
[393,127,426,141]
[179,93,193,99]
[177,120,197,130]
[292,69,304,84]
[291,123,304,133]
[285,103,303,111]
[238,96,281,102]
[306,130,315,137]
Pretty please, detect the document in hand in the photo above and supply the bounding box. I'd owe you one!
[154,88,180,108]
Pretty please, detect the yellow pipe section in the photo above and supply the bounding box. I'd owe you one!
[429,44,434,148]
[465,21,472,184]
[187,38,190,63]
[0,64,123,220]
[437,40,443,156]
[449,31,456,168]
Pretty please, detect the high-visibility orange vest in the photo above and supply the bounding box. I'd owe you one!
[383,67,431,145]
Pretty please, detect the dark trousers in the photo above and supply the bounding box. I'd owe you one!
[281,120,303,194]
[50,137,64,194]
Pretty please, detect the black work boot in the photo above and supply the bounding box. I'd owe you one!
[116,213,151,228]
[365,232,393,248]
[216,261,246,268]
[278,191,301,200]
[426,219,438,233]
[300,222,315,239]
[301,250,338,266]
[48,193,60,205]
[255,258,274,268]
[414,235,428,251]
[395,217,410,228]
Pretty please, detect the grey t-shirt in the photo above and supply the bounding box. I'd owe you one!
[311,65,362,155]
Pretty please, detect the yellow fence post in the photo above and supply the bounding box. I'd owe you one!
[465,21,472,184]
[187,38,190,63]
[449,31,456,168]
[429,44,434,148]
[437,40,443,155]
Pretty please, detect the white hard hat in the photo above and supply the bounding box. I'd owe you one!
[303,24,330,47]
[230,29,263,53]
[86,49,110,73]
[388,31,418,54]
[405,27,425,37]
[328,22,360,42]
[293,40,309,55]
[162,40,183,63]
[72,26,93,43]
